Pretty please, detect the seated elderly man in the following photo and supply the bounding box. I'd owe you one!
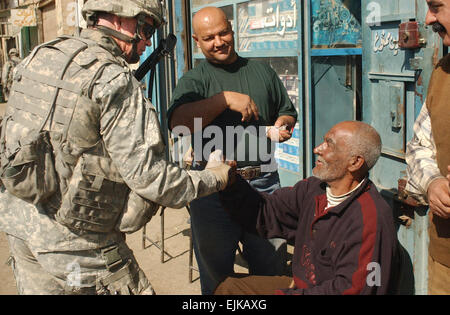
[216,121,399,295]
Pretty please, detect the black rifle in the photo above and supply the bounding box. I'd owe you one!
[134,34,177,100]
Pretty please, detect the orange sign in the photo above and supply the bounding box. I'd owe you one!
[11,8,37,27]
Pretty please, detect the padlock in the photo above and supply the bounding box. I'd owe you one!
[398,21,426,49]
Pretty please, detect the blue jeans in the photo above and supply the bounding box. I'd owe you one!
[189,171,287,295]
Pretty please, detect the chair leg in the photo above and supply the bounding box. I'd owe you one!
[142,224,146,249]
[189,226,194,283]
[186,204,198,283]
[141,206,168,264]
[160,207,165,263]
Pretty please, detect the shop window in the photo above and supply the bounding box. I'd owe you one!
[311,0,362,49]
[250,56,299,108]
[192,0,224,9]
[237,0,298,52]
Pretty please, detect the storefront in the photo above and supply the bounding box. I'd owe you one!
[168,0,365,184]
[171,0,303,185]
[150,0,446,294]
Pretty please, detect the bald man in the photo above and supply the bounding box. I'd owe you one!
[167,6,298,294]
[216,121,400,295]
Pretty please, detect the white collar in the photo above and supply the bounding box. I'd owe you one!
[325,179,366,209]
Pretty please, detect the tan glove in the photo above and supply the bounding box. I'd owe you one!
[205,150,232,191]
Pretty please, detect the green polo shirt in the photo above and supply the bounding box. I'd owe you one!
[168,56,297,168]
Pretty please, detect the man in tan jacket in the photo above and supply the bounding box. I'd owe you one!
[405,0,450,295]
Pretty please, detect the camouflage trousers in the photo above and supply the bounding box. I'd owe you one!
[6,234,154,295]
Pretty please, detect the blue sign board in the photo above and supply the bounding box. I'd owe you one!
[311,0,361,48]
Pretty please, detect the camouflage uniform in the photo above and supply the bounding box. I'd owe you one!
[0,8,223,294]
[1,49,21,100]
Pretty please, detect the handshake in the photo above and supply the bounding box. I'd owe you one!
[204,150,237,191]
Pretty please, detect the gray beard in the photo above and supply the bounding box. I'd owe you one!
[312,161,347,183]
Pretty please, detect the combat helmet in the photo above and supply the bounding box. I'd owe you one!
[82,0,166,28]
[8,48,18,56]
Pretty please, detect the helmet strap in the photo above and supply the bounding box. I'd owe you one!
[128,41,141,64]
[95,15,146,63]
[95,25,142,63]
[96,25,137,43]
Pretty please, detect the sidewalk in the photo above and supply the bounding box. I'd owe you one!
[0,207,202,295]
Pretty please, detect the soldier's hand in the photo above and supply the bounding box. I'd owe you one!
[427,177,450,219]
[223,91,259,122]
[205,150,232,191]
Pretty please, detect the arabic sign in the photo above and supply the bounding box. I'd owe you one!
[311,0,361,48]
[372,30,399,56]
[237,0,298,52]
[11,8,37,27]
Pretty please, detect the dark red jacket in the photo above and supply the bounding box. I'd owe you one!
[220,176,399,295]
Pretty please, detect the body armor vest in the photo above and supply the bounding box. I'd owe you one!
[0,35,157,233]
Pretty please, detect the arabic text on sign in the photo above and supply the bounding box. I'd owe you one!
[373,30,399,56]
[248,1,297,37]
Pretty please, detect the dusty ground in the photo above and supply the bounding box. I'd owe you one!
[0,208,202,295]
[0,206,254,295]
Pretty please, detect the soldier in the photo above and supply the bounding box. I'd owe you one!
[0,0,230,295]
[1,48,21,101]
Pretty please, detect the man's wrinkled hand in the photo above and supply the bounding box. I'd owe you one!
[427,177,450,219]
